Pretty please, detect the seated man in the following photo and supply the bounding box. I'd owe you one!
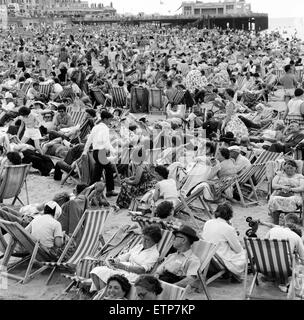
[154,225,200,288]
[26,82,42,101]
[53,143,84,181]
[25,201,63,252]
[228,145,251,174]
[269,122,304,154]
[53,104,74,131]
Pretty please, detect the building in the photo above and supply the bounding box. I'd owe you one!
[181,0,252,16]
[0,4,8,29]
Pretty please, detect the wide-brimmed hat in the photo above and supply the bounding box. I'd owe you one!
[173,225,199,242]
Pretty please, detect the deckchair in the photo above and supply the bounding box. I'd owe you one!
[39,82,53,99]
[21,82,31,95]
[42,209,111,285]
[66,107,87,126]
[70,118,92,145]
[130,86,149,113]
[111,86,127,108]
[171,90,185,106]
[62,225,143,292]
[244,237,295,300]
[0,164,31,205]
[231,163,265,207]
[248,150,284,197]
[90,88,110,108]
[0,219,57,284]
[192,239,221,300]
[128,280,187,300]
[149,88,165,114]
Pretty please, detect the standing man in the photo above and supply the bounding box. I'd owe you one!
[280,64,298,105]
[82,110,118,197]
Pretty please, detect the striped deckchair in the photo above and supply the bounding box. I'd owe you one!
[0,219,57,284]
[192,239,221,300]
[39,82,53,98]
[244,237,294,299]
[249,150,284,196]
[42,209,111,285]
[21,82,31,95]
[236,75,246,90]
[128,280,187,300]
[276,69,286,82]
[70,119,92,145]
[146,148,163,166]
[90,88,110,108]
[111,86,127,108]
[171,90,185,106]
[231,163,265,207]
[62,225,142,292]
[0,164,31,205]
[66,106,87,126]
[149,88,165,114]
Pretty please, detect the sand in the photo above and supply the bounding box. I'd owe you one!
[0,94,291,300]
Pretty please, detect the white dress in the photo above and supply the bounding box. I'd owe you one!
[201,218,246,277]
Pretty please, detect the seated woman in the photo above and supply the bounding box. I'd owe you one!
[201,203,247,282]
[90,225,162,292]
[93,274,132,300]
[116,147,157,209]
[153,165,179,208]
[134,274,163,300]
[268,159,304,225]
[196,147,238,202]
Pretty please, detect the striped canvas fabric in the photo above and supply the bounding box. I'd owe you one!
[244,237,292,281]
[172,90,185,105]
[39,83,53,97]
[43,209,110,268]
[66,107,87,126]
[252,150,283,184]
[111,86,127,107]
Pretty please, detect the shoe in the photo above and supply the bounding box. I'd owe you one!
[106,191,118,197]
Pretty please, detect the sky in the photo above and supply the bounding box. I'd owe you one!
[87,0,304,18]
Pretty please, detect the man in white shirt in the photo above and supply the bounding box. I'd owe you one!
[25,201,63,250]
[228,146,251,174]
[265,213,304,260]
[83,110,118,197]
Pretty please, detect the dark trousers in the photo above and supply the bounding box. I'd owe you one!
[238,116,261,129]
[92,149,114,192]
[54,161,72,181]
[268,143,288,154]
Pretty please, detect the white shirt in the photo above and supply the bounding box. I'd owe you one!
[25,214,63,249]
[265,226,304,260]
[234,154,251,174]
[84,122,115,154]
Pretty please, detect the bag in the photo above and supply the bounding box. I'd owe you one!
[159,270,185,284]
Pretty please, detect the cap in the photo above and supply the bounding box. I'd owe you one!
[173,225,199,242]
[228,146,241,153]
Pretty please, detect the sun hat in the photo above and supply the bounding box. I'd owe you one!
[173,225,199,242]
[44,201,62,219]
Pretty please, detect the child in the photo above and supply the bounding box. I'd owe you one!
[17,106,43,154]
[88,182,110,208]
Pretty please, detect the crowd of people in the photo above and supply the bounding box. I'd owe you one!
[1,22,304,300]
